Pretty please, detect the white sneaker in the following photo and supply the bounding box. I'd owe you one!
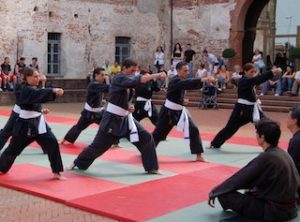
[260,93,264,96]
[274,94,279,96]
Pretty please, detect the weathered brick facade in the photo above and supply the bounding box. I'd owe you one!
[0,0,271,78]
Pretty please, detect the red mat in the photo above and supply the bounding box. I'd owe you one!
[30,142,222,174]
[0,164,125,202]
[68,165,238,221]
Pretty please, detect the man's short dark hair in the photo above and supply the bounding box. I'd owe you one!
[176,61,188,71]
[203,49,208,54]
[255,119,281,147]
[92,67,105,79]
[32,57,38,61]
[290,105,300,127]
[20,57,25,61]
[122,59,137,69]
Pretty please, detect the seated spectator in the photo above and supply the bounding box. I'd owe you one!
[30,57,47,88]
[287,105,300,178]
[14,57,26,83]
[282,65,295,94]
[230,65,242,87]
[291,70,300,96]
[216,64,231,89]
[260,66,282,96]
[208,119,300,222]
[102,60,111,84]
[1,57,15,91]
[166,65,177,88]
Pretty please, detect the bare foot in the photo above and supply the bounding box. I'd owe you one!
[196,154,209,163]
[53,173,66,180]
[205,144,218,149]
[147,170,162,175]
[111,143,119,148]
[65,163,76,171]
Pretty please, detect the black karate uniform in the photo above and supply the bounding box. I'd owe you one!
[288,130,300,176]
[0,84,63,173]
[152,76,204,154]
[73,73,159,172]
[0,84,22,150]
[211,71,273,148]
[209,147,300,221]
[63,81,109,143]
[133,80,160,125]
[0,109,19,151]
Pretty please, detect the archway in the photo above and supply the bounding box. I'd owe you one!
[229,0,270,65]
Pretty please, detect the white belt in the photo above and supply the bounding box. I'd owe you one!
[237,98,262,122]
[164,99,190,144]
[13,104,21,114]
[176,107,190,144]
[136,97,152,117]
[164,99,183,111]
[106,103,139,142]
[84,102,104,113]
[19,110,47,134]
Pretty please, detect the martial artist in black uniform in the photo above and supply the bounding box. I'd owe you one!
[152,62,206,162]
[61,68,109,144]
[133,68,160,126]
[0,83,22,151]
[0,67,64,179]
[209,119,300,222]
[0,81,48,152]
[67,59,166,174]
[208,64,282,149]
[287,105,300,176]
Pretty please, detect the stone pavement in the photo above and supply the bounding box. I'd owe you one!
[0,103,293,221]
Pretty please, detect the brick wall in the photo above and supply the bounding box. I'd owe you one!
[0,0,243,77]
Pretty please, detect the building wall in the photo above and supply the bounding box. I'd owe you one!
[172,0,235,66]
[1,0,274,78]
[0,0,170,78]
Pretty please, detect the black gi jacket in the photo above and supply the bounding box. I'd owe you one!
[210,147,300,203]
[14,84,56,137]
[100,73,141,136]
[162,76,202,124]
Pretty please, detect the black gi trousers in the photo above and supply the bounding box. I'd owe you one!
[64,110,104,143]
[73,119,159,172]
[211,103,265,148]
[218,191,298,221]
[152,106,203,154]
[0,128,63,173]
[133,102,159,126]
[0,111,18,150]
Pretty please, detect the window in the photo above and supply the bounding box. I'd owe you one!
[48,33,61,75]
[115,37,131,66]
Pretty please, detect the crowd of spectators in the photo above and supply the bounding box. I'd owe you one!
[0,57,46,92]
